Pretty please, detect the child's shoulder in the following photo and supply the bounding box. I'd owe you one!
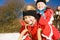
[45,8,54,16]
[46,8,54,13]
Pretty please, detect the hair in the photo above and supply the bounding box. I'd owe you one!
[23,5,36,11]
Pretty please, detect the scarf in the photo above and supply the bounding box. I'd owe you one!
[36,8,46,19]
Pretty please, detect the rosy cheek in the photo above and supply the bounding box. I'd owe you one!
[38,6,40,8]
[25,19,28,22]
[37,5,40,8]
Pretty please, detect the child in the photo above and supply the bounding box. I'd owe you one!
[18,10,42,40]
[35,0,60,40]
[35,0,54,23]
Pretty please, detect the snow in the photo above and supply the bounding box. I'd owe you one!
[0,33,20,40]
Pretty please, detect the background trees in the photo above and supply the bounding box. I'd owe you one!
[0,0,25,33]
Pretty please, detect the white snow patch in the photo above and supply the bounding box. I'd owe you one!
[0,33,20,40]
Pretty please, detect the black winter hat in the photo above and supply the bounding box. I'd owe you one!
[36,0,46,5]
[23,10,40,20]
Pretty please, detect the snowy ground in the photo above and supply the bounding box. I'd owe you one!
[0,33,20,40]
[0,33,60,40]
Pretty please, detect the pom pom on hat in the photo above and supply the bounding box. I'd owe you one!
[34,0,37,2]
[46,0,49,2]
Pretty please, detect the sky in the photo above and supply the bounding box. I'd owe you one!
[47,0,60,9]
[0,0,60,9]
[24,0,60,9]
[0,0,6,6]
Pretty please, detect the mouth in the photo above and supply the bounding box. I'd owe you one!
[29,21,33,25]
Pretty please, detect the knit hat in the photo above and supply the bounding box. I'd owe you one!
[36,0,46,5]
[23,10,40,20]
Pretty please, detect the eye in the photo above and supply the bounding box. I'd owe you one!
[24,16,27,20]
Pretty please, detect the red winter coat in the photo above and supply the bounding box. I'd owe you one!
[39,8,54,25]
[39,24,60,40]
[38,8,60,40]
[19,20,39,40]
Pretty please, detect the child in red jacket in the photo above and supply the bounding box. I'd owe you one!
[18,10,42,40]
[35,0,60,40]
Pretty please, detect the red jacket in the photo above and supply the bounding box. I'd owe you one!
[38,9,60,40]
[39,8,54,25]
[19,20,39,40]
[40,24,60,40]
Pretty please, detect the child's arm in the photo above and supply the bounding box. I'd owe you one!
[37,28,42,40]
[18,29,28,40]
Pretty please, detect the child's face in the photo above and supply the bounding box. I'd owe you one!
[37,2,46,10]
[24,16,36,25]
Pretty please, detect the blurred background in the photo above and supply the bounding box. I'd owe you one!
[0,0,60,33]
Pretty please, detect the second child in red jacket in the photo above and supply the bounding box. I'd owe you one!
[18,10,42,40]
[35,0,60,40]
